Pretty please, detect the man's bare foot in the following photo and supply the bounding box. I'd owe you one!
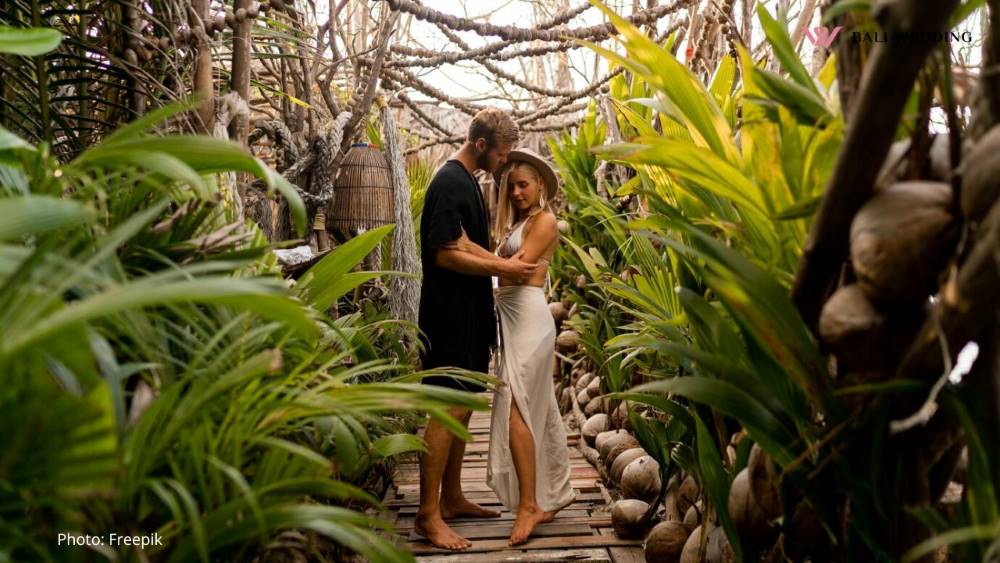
[441,497,501,520]
[414,512,471,551]
[509,504,547,545]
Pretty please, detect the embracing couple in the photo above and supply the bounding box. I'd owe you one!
[415,108,575,550]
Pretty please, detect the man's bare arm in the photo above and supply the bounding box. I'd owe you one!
[434,247,538,278]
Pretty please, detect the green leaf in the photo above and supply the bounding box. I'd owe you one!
[772,195,822,220]
[749,68,832,124]
[631,377,795,464]
[0,196,94,240]
[581,4,737,161]
[951,0,987,26]
[0,26,62,56]
[75,135,307,233]
[694,414,742,561]
[1,277,318,358]
[372,434,427,459]
[73,149,211,198]
[300,225,395,308]
[757,5,819,94]
[822,0,872,24]
[902,523,1000,563]
[598,140,765,214]
[0,125,35,164]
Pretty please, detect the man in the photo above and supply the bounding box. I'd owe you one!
[414,108,539,550]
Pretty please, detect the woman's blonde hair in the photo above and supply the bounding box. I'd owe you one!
[494,161,550,248]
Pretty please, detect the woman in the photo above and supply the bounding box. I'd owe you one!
[484,148,576,545]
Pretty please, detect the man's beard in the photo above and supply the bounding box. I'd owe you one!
[474,148,492,172]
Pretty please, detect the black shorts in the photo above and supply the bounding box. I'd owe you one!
[421,347,490,393]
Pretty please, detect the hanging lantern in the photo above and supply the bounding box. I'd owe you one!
[329,143,394,231]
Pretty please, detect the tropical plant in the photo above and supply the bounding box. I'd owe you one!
[548,1,1000,561]
[0,28,489,563]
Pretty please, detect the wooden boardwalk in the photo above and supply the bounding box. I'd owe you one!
[384,407,645,563]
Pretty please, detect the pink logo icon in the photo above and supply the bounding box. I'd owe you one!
[805,26,843,48]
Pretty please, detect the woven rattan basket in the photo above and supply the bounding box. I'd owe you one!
[329,143,394,230]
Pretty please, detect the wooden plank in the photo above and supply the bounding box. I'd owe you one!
[410,535,643,555]
[386,491,607,507]
[408,522,592,541]
[601,528,647,563]
[395,508,592,521]
[415,547,613,563]
[396,516,612,531]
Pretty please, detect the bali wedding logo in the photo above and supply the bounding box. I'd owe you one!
[805,26,843,49]
[804,25,974,47]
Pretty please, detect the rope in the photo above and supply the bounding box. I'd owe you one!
[214,92,250,222]
[249,119,300,169]
[380,100,421,324]
[434,22,622,99]
[384,0,685,42]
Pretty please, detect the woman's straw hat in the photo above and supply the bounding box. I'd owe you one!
[496,147,559,202]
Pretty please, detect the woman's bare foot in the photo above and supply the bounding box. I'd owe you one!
[441,497,501,520]
[509,504,547,545]
[541,510,556,523]
[414,512,471,551]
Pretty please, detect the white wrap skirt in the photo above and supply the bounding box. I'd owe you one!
[487,285,576,513]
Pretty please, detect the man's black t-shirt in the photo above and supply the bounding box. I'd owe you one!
[418,160,496,372]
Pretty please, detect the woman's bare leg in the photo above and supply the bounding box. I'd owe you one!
[508,399,546,545]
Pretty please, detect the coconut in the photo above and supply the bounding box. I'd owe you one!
[577,388,591,408]
[585,376,601,399]
[575,371,595,393]
[559,387,574,414]
[679,524,705,563]
[705,526,737,563]
[611,499,651,539]
[557,329,580,353]
[270,0,285,10]
[786,501,824,553]
[585,396,608,417]
[557,219,570,233]
[644,521,689,563]
[961,125,1000,223]
[953,447,968,484]
[728,467,771,542]
[819,284,925,372]
[611,447,647,482]
[622,456,661,503]
[850,182,958,301]
[582,414,610,446]
[676,475,700,515]
[605,435,642,470]
[611,401,632,430]
[683,500,702,529]
[600,432,640,463]
[875,136,952,188]
[549,301,568,326]
[819,284,889,368]
[748,444,782,519]
[680,524,735,563]
[929,132,953,181]
[595,430,622,453]
[235,7,247,22]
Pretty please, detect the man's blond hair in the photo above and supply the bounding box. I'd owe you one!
[467,108,519,149]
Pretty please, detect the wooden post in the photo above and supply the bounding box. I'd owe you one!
[229,0,252,143]
[190,0,214,134]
